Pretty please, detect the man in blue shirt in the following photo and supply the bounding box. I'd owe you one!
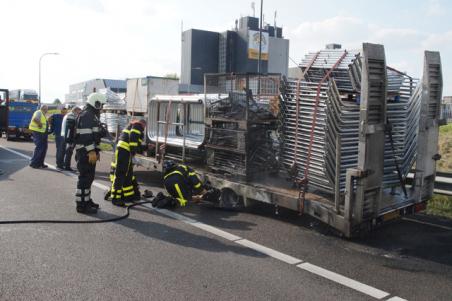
[49,107,66,170]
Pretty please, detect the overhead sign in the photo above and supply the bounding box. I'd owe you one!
[248,30,269,61]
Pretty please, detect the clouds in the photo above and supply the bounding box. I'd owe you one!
[286,14,451,94]
[0,0,450,101]
[427,0,445,17]
[0,0,183,102]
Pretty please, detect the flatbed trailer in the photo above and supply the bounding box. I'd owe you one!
[134,45,443,238]
[134,152,430,237]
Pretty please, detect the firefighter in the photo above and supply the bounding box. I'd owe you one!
[109,119,146,206]
[74,93,106,214]
[160,160,206,207]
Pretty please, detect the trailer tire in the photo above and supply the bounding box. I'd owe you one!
[219,188,244,210]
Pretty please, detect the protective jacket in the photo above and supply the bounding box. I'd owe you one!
[74,106,101,153]
[29,110,47,133]
[163,164,203,206]
[61,112,77,141]
[110,123,145,203]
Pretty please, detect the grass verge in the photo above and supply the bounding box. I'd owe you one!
[427,194,452,219]
[438,123,452,173]
[99,142,113,152]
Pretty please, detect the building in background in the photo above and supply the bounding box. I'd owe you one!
[180,16,289,92]
[442,96,452,122]
[65,79,126,104]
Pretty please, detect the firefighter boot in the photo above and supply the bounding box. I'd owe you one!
[76,201,98,214]
[87,199,100,209]
[111,190,126,207]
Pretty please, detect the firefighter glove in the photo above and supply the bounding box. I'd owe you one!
[178,198,187,207]
[88,151,97,165]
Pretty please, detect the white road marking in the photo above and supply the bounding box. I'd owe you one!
[154,207,243,241]
[235,239,303,265]
[297,263,390,299]
[0,145,32,160]
[402,217,452,231]
[0,144,403,300]
[386,297,407,301]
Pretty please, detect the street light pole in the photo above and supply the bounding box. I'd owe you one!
[39,52,59,104]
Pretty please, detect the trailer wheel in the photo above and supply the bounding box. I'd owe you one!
[219,188,244,210]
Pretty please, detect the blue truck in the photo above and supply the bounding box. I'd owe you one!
[0,89,39,141]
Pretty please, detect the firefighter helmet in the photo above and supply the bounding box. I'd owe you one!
[163,160,176,173]
[86,93,106,110]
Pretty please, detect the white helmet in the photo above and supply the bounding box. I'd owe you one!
[86,93,107,110]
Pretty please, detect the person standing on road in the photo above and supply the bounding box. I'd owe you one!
[108,119,146,206]
[29,104,49,169]
[73,93,106,214]
[61,106,81,171]
[49,107,66,170]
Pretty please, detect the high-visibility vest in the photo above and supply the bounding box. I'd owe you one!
[29,110,47,133]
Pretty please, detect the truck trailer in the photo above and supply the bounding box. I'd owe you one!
[133,44,443,237]
[4,89,39,140]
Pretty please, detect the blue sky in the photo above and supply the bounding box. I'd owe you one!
[0,0,451,101]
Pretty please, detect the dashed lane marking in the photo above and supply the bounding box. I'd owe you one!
[0,144,403,300]
[386,297,408,301]
[297,262,389,299]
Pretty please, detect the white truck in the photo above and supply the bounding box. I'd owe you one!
[126,76,179,114]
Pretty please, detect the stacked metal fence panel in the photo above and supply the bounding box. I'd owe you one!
[99,88,128,135]
[350,58,421,185]
[281,80,332,192]
[282,49,421,194]
[301,50,360,92]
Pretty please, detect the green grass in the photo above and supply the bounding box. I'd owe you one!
[48,135,112,151]
[427,194,452,219]
[437,123,452,173]
[99,142,113,151]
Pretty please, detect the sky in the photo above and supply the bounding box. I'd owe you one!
[0,0,451,102]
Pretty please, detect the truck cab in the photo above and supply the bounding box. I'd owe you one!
[6,89,39,140]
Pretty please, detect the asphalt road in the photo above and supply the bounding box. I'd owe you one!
[0,138,451,301]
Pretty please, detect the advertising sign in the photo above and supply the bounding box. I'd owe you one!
[248,30,269,60]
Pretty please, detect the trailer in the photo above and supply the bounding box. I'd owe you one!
[134,44,443,237]
[4,89,39,141]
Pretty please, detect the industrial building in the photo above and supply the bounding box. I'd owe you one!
[65,79,127,104]
[180,16,289,91]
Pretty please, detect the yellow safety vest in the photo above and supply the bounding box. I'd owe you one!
[29,110,47,133]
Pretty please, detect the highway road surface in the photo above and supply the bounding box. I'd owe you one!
[0,138,451,301]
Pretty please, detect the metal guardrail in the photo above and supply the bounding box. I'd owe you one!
[406,171,452,196]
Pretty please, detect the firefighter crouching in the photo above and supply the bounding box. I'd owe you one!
[74,93,107,214]
[152,160,207,208]
[108,119,147,206]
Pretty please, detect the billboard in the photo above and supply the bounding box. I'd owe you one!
[248,30,269,60]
